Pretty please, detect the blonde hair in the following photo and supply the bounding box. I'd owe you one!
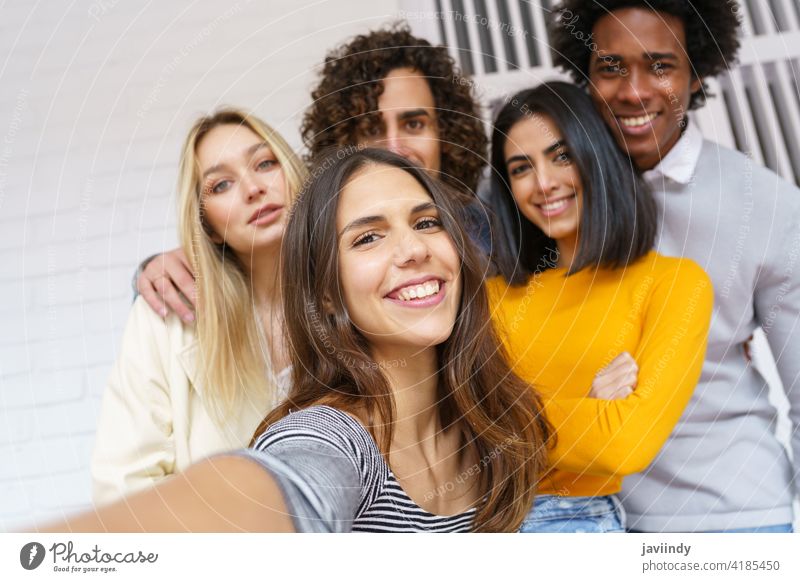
[177,108,307,422]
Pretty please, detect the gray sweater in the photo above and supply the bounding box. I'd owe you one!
[620,123,800,531]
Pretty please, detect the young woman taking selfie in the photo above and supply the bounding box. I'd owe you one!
[47,148,552,533]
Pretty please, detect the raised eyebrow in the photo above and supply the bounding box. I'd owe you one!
[339,214,385,238]
[202,142,270,179]
[338,202,437,238]
[412,201,437,214]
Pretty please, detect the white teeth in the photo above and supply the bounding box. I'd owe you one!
[396,280,440,301]
[540,198,568,212]
[619,112,658,127]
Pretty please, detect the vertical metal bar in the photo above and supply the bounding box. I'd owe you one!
[692,77,737,149]
[774,0,800,29]
[440,0,473,75]
[724,66,767,165]
[769,60,800,180]
[461,0,486,76]
[528,0,552,67]
[484,0,511,71]
[506,0,533,68]
[745,59,794,178]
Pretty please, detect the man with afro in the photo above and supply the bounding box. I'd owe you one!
[550,0,800,533]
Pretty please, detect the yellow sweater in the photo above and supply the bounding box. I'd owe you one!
[487,251,713,497]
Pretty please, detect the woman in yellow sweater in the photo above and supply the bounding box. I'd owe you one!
[488,82,713,532]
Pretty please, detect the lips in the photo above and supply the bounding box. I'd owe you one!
[615,112,660,135]
[535,193,576,218]
[385,276,446,305]
[249,203,283,225]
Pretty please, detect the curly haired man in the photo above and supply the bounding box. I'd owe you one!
[301,24,488,196]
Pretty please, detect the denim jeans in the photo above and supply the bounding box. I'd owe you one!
[704,524,794,533]
[519,495,625,533]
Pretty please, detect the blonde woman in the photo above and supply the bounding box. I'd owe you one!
[91,109,306,505]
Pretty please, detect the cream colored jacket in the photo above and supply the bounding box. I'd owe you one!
[91,297,288,506]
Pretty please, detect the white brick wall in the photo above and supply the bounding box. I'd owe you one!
[0,0,404,530]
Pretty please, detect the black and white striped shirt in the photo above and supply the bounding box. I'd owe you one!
[240,405,477,532]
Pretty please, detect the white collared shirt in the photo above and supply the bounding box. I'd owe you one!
[642,120,704,186]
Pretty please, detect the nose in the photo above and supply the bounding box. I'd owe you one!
[393,228,431,267]
[383,129,412,158]
[241,172,266,201]
[617,68,654,106]
[533,166,558,198]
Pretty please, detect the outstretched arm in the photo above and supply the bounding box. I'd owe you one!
[46,407,371,533]
[40,455,294,532]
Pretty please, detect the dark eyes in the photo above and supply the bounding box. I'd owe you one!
[364,125,383,138]
[509,163,530,177]
[599,63,623,74]
[361,119,425,139]
[405,118,425,131]
[599,62,672,74]
[352,216,443,247]
[508,151,571,176]
[353,232,379,246]
[415,216,441,229]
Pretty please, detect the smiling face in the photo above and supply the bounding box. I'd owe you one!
[198,124,289,261]
[589,8,701,170]
[357,67,442,175]
[336,163,460,357]
[504,114,583,254]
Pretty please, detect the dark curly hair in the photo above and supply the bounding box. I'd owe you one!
[300,23,488,194]
[550,0,741,109]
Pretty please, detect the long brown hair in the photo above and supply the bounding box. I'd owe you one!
[253,148,552,532]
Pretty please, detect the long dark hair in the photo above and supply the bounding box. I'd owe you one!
[490,81,657,285]
[252,147,552,532]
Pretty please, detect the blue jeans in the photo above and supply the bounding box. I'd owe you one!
[628,523,794,533]
[704,524,794,533]
[519,495,625,533]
